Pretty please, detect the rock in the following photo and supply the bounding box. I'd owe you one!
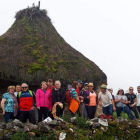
[0,129,4,140]
[59,132,66,140]
[69,128,73,133]
[26,123,38,131]
[100,126,108,132]
[14,126,22,132]
[28,132,36,137]
[86,121,93,126]
[90,118,99,122]
[6,123,13,130]
[92,122,100,128]
[0,123,6,129]
[13,119,24,128]
[39,124,50,133]
[43,117,52,123]
[3,130,13,139]
[54,126,61,130]
[48,120,59,126]
[23,126,30,132]
[71,117,77,124]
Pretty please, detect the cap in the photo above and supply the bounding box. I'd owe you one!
[78,80,83,84]
[101,84,107,89]
[84,83,88,86]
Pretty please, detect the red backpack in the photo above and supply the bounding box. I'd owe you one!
[65,88,72,103]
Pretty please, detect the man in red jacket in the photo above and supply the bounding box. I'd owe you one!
[17,83,36,124]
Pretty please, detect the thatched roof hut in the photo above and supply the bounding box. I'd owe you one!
[0,5,107,88]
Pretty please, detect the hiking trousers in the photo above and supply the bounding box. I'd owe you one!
[19,110,36,124]
[38,107,49,122]
[86,106,96,119]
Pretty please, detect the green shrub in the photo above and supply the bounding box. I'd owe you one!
[30,63,42,70]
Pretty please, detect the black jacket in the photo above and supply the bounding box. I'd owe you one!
[52,88,66,105]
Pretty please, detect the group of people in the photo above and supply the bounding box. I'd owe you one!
[1,79,140,124]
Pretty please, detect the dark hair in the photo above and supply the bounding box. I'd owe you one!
[117,90,124,95]
[72,81,78,89]
[16,84,21,87]
[137,86,140,88]
[48,79,53,82]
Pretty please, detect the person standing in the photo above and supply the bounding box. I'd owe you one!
[98,84,116,118]
[1,86,18,123]
[52,80,66,117]
[115,88,134,119]
[84,83,98,119]
[36,81,52,122]
[125,86,139,119]
[69,81,80,116]
[14,84,21,97]
[17,83,36,124]
[108,88,115,101]
[136,86,140,114]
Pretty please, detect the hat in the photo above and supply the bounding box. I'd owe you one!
[78,80,83,84]
[108,88,113,91]
[84,83,88,86]
[101,84,107,89]
[88,83,94,87]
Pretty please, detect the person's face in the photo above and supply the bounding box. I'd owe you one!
[21,84,28,92]
[137,87,140,93]
[55,82,61,89]
[119,90,123,95]
[41,83,47,90]
[101,88,106,93]
[16,86,21,92]
[108,89,113,94]
[84,85,88,90]
[129,87,133,94]
[48,82,53,87]
[9,88,15,94]
[78,83,82,88]
[88,86,93,91]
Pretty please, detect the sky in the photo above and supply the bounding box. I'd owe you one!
[0,0,140,94]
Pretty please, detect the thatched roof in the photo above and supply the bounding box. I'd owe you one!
[0,6,107,87]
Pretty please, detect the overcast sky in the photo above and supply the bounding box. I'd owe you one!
[0,0,140,94]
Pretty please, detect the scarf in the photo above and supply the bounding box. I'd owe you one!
[10,93,18,116]
[51,102,63,119]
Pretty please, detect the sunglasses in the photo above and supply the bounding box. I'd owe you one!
[129,89,133,91]
[22,87,28,89]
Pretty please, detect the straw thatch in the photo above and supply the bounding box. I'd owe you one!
[0,6,107,88]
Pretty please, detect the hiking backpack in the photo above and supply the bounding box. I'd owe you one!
[65,88,72,103]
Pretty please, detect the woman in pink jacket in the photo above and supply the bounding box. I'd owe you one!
[36,81,52,122]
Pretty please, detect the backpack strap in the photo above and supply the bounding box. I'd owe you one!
[18,90,33,98]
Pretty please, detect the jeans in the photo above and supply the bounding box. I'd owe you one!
[19,110,36,124]
[103,104,113,115]
[128,105,139,119]
[137,106,140,115]
[116,106,135,119]
[4,112,14,123]
[38,107,49,122]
